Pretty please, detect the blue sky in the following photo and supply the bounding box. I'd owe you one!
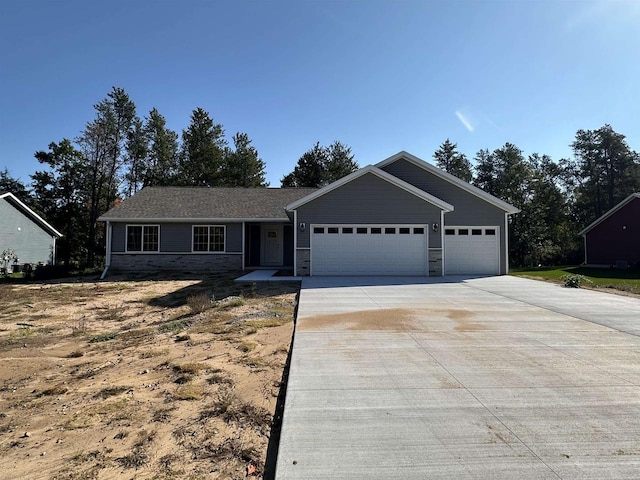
[1,0,638,187]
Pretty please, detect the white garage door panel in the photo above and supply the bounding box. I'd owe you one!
[311,225,428,276]
[445,227,499,275]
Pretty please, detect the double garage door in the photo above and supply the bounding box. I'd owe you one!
[311,224,428,275]
[310,224,500,276]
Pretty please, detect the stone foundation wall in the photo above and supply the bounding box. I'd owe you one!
[296,249,310,276]
[110,254,242,273]
[429,249,443,276]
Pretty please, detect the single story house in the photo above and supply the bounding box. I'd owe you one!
[578,193,640,268]
[99,151,519,277]
[0,192,62,269]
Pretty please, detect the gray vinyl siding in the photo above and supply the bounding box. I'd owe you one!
[382,158,509,274]
[0,199,56,265]
[111,222,242,253]
[295,173,443,248]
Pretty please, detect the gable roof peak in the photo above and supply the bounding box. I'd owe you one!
[285,164,454,212]
[376,151,520,214]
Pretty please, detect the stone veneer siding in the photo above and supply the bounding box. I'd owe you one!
[429,249,443,276]
[110,254,242,272]
[296,249,310,276]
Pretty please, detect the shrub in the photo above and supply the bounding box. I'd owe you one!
[186,293,212,314]
[562,274,592,288]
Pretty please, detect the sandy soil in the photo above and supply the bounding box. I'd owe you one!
[0,272,298,480]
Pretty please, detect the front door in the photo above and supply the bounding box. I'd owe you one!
[262,225,283,266]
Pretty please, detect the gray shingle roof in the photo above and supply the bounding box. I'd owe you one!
[98,187,318,221]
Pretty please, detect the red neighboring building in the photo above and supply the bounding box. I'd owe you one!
[579,193,640,268]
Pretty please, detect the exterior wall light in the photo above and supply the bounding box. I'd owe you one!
[299,222,306,232]
[432,223,439,233]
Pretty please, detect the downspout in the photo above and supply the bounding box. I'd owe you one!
[52,236,57,265]
[504,212,509,275]
[583,235,587,265]
[100,221,112,280]
[440,210,445,276]
[293,210,297,276]
[242,221,246,271]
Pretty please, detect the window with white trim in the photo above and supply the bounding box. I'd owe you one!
[126,225,159,252]
[193,225,225,252]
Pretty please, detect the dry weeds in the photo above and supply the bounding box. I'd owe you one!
[0,272,297,479]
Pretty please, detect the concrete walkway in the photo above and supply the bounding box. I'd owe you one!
[276,275,640,479]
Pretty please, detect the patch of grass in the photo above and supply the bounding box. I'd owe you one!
[186,293,212,314]
[9,326,32,339]
[158,319,191,333]
[37,385,69,397]
[151,407,176,423]
[96,303,127,322]
[173,362,209,375]
[511,266,640,293]
[174,382,204,401]
[217,296,246,309]
[237,356,268,368]
[88,332,118,343]
[238,341,258,353]
[95,385,131,399]
[207,370,234,386]
[245,317,289,329]
[139,348,168,359]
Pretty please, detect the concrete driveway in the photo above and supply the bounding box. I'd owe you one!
[275,275,640,479]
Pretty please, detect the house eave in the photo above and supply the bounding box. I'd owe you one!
[97,217,291,223]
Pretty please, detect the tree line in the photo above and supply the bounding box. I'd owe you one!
[1,87,356,269]
[1,86,638,271]
[433,126,640,266]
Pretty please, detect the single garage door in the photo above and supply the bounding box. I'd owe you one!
[311,224,428,275]
[444,226,499,275]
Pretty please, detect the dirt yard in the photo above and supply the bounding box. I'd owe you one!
[0,272,299,480]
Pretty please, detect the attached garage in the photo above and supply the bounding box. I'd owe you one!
[311,224,428,275]
[444,226,500,275]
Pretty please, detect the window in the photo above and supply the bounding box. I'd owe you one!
[472,229,482,235]
[313,227,325,234]
[342,227,353,234]
[371,227,382,234]
[445,229,455,235]
[126,225,159,252]
[328,227,339,234]
[193,225,225,252]
[357,227,368,234]
[385,227,396,234]
[485,229,496,235]
[458,229,469,235]
[413,227,424,234]
[399,227,410,234]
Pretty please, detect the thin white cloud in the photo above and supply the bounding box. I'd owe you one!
[455,110,474,132]
[566,0,640,30]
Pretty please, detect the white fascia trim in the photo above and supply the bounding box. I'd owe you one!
[0,192,63,237]
[375,151,521,215]
[578,193,640,236]
[285,165,454,212]
[98,217,290,223]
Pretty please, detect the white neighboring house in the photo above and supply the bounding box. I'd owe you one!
[0,192,62,271]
